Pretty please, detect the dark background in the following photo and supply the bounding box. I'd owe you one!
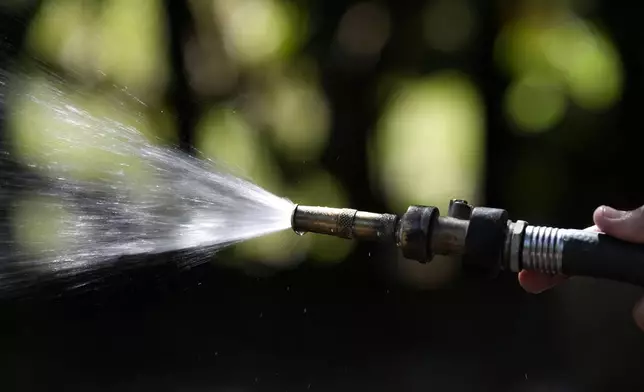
[2,0,644,391]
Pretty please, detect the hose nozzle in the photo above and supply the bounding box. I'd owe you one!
[291,205,399,241]
[291,200,644,289]
[291,204,469,263]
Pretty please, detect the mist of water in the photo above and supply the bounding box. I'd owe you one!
[0,73,295,295]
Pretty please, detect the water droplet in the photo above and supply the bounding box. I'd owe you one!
[307,383,311,389]
[368,252,371,257]
[303,308,307,314]
[386,289,390,294]
[259,312,263,318]
[295,231,306,236]
[215,351,219,356]
[286,286,290,291]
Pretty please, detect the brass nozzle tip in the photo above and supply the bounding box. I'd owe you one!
[290,204,398,242]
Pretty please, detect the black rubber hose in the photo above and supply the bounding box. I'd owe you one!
[562,230,644,287]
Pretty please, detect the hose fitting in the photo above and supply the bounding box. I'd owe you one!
[291,204,469,263]
[290,200,644,288]
[521,225,566,275]
[291,205,399,241]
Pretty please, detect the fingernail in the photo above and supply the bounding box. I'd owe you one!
[600,206,626,220]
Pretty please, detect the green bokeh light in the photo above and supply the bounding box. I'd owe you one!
[261,64,330,161]
[562,26,623,111]
[26,0,96,73]
[26,0,170,101]
[495,13,623,126]
[98,0,170,101]
[371,70,485,213]
[505,72,567,133]
[213,0,305,67]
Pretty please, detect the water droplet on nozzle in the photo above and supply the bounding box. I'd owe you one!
[294,230,306,236]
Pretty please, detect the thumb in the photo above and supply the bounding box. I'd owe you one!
[593,205,644,244]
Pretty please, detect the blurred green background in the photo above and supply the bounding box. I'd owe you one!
[1,0,644,391]
[3,0,627,285]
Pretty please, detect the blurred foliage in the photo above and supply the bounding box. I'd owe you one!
[212,0,307,67]
[496,6,623,132]
[26,0,96,73]
[372,71,485,213]
[258,63,330,161]
[98,0,169,100]
[26,0,169,101]
[5,0,626,288]
[505,71,567,132]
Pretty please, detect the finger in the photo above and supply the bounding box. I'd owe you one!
[593,205,644,243]
[518,270,566,294]
[633,297,644,332]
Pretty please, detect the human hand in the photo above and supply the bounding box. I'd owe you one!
[518,205,644,331]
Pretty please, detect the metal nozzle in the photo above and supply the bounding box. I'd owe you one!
[291,205,399,241]
[291,204,470,263]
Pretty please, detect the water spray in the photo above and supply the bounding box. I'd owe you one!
[292,200,644,287]
[3,74,643,296]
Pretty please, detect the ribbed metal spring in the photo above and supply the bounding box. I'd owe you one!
[522,226,565,275]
